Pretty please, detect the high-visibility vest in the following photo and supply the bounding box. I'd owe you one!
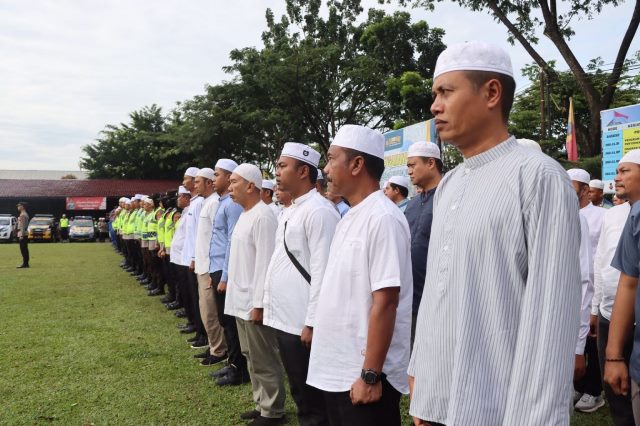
[60,218,69,228]
[165,210,176,248]
[157,209,167,247]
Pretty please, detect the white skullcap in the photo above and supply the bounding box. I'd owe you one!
[317,169,324,181]
[407,141,441,160]
[620,149,640,165]
[233,164,263,189]
[125,199,132,205]
[134,194,144,201]
[389,175,410,189]
[281,142,321,168]
[567,168,590,185]
[142,197,153,204]
[332,124,385,160]
[178,185,189,195]
[517,138,542,151]
[215,159,238,173]
[262,180,275,191]
[589,179,604,190]
[184,167,200,177]
[122,197,130,203]
[119,197,126,202]
[196,167,215,180]
[434,41,514,80]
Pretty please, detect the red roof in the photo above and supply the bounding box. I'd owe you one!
[0,179,179,198]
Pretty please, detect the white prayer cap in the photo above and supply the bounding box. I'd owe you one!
[124,199,132,205]
[389,175,410,189]
[215,159,238,173]
[119,197,126,202]
[178,185,189,195]
[196,167,215,180]
[517,138,542,151]
[233,163,263,189]
[184,167,200,177]
[434,41,513,80]
[589,179,604,190]
[331,125,385,160]
[317,169,324,181]
[567,168,590,185]
[620,149,640,165]
[122,197,130,203]
[134,194,144,201]
[280,142,321,168]
[142,197,153,205]
[262,180,275,191]
[407,141,441,160]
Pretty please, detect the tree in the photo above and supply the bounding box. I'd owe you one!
[509,54,640,172]
[389,0,640,156]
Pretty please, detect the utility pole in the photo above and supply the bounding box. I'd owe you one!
[539,67,546,140]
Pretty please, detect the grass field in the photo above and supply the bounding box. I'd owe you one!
[0,242,613,425]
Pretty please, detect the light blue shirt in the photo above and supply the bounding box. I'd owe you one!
[209,193,243,280]
[336,200,349,217]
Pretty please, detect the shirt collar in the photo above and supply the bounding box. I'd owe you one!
[292,188,317,206]
[218,193,231,202]
[398,198,409,208]
[463,136,517,170]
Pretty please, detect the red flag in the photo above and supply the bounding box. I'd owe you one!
[614,110,629,119]
[566,97,578,162]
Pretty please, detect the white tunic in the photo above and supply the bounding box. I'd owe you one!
[580,202,606,258]
[268,202,282,219]
[592,202,631,320]
[263,188,340,335]
[225,201,277,320]
[169,210,188,266]
[194,193,220,274]
[181,195,203,266]
[576,213,594,355]
[307,190,412,394]
[408,137,581,425]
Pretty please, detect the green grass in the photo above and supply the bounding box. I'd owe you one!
[0,243,614,425]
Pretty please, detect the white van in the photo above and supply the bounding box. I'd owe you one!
[0,214,17,242]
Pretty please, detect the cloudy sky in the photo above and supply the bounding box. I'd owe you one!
[0,0,638,171]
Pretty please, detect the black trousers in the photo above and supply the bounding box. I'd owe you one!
[60,228,69,240]
[19,237,29,266]
[598,313,636,426]
[167,261,178,302]
[185,268,206,336]
[321,378,401,426]
[210,271,247,373]
[277,330,328,426]
[575,335,603,396]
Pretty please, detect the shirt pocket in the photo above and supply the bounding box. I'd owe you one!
[284,222,307,260]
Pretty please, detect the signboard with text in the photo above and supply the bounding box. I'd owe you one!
[601,103,640,194]
[66,197,107,210]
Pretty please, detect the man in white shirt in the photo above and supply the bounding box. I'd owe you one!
[193,167,227,366]
[264,143,339,425]
[307,125,412,425]
[261,180,281,219]
[593,201,634,424]
[226,163,285,426]
[169,187,192,329]
[384,175,410,212]
[568,168,606,412]
[589,179,614,208]
[274,183,292,224]
[181,167,208,349]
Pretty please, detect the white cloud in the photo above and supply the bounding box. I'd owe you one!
[0,0,637,170]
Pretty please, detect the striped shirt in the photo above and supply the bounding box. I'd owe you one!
[408,137,581,425]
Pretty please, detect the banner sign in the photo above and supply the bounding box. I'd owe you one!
[382,119,439,196]
[66,197,106,210]
[601,103,640,194]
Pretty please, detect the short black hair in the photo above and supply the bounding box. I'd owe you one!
[294,159,319,184]
[464,71,516,123]
[343,148,386,181]
[389,183,409,198]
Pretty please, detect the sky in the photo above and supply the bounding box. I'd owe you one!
[0,0,638,171]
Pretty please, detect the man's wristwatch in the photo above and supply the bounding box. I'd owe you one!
[360,369,382,385]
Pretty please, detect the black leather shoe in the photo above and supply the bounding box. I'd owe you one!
[148,288,164,296]
[177,322,193,330]
[247,416,285,426]
[180,325,196,334]
[194,349,210,359]
[166,302,182,311]
[160,296,173,304]
[239,409,260,420]
[217,366,251,386]
[16,264,29,269]
[190,338,208,349]
[210,365,232,378]
[186,335,199,343]
[174,310,187,318]
[200,354,227,366]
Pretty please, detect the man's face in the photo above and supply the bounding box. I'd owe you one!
[229,173,250,205]
[430,71,487,146]
[588,187,604,204]
[407,156,435,188]
[275,156,299,192]
[177,194,188,208]
[182,175,195,191]
[615,162,640,201]
[571,181,589,204]
[275,187,292,205]
[261,188,272,203]
[214,168,231,194]
[194,176,206,195]
[324,146,352,197]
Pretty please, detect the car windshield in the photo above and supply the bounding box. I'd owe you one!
[0,218,9,225]
[31,219,50,226]
[73,220,93,227]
